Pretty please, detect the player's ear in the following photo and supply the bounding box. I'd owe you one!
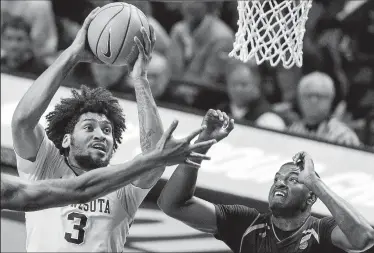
[62,134,71,149]
[306,191,317,205]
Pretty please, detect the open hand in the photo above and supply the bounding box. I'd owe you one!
[198,109,234,143]
[152,120,217,168]
[69,7,102,63]
[292,151,319,187]
[130,25,156,79]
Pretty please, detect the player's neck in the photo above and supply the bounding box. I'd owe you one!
[65,156,88,176]
[271,211,311,231]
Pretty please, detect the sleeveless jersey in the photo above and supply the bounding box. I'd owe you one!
[214,204,345,253]
[16,131,150,252]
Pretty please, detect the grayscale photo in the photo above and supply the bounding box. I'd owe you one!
[1,1,373,252]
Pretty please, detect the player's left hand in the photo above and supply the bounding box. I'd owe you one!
[292,151,318,188]
[151,120,217,169]
[197,109,234,143]
[131,25,156,79]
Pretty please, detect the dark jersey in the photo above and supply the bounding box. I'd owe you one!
[214,204,346,253]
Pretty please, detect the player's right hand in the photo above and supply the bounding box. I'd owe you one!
[151,120,217,169]
[69,7,102,63]
[131,25,156,79]
[197,109,234,143]
[292,151,318,188]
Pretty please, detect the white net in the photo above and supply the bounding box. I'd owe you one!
[229,0,313,69]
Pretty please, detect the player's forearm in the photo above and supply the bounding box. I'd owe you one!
[158,165,199,213]
[133,77,163,151]
[133,77,165,188]
[9,153,162,212]
[158,146,209,212]
[309,177,374,249]
[12,48,79,128]
[0,178,18,210]
[74,153,160,200]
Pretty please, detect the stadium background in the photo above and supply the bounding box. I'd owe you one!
[1,1,374,252]
[2,74,374,252]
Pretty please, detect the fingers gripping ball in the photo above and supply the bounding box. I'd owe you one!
[87,2,150,66]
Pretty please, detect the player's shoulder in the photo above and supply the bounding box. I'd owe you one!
[215,204,261,219]
[16,130,67,179]
[307,215,337,231]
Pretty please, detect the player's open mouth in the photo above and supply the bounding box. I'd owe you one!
[274,191,286,197]
[91,143,107,152]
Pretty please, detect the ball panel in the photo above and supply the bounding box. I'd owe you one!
[87,2,150,66]
[96,5,132,64]
[135,6,150,35]
[87,4,124,62]
[113,5,150,66]
[113,6,140,66]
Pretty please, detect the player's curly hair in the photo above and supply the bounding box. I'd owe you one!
[45,85,126,154]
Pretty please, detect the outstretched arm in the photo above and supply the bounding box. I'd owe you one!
[158,110,234,233]
[1,155,153,212]
[131,26,165,189]
[1,121,214,212]
[157,158,218,233]
[11,8,101,162]
[295,152,374,252]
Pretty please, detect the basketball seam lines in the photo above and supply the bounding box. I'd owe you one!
[136,8,144,27]
[112,5,133,64]
[95,4,125,59]
[99,2,125,13]
[122,7,145,65]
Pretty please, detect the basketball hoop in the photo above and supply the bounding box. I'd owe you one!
[229,0,313,69]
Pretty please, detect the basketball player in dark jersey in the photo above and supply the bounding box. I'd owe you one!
[158,109,374,253]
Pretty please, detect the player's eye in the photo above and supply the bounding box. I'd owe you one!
[274,178,278,183]
[84,125,93,131]
[103,127,112,134]
[290,178,298,183]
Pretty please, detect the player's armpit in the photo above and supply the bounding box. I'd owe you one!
[331,225,374,252]
[158,196,218,234]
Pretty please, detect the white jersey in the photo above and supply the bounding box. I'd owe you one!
[16,131,150,252]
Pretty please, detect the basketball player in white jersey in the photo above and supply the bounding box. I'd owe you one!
[11,7,207,251]
[1,120,214,212]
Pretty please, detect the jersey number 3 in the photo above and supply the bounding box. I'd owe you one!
[64,212,88,244]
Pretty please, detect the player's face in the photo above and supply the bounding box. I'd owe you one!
[268,164,311,217]
[69,112,114,169]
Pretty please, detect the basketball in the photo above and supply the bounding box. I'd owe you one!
[87,2,150,66]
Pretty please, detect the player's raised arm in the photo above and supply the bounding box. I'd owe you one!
[158,110,234,234]
[1,121,215,212]
[11,7,101,162]
[130,26,166,189]
[294,152,374,252]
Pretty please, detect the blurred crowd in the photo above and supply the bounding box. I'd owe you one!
[1,0,373,149]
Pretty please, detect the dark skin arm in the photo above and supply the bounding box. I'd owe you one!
[1,121,215,212]
[130,27,203,188]
[158,110,234,233]
[130,26,165,189]
[1,157,151,212]
[11,8,101,163]
[294,152,374,252]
